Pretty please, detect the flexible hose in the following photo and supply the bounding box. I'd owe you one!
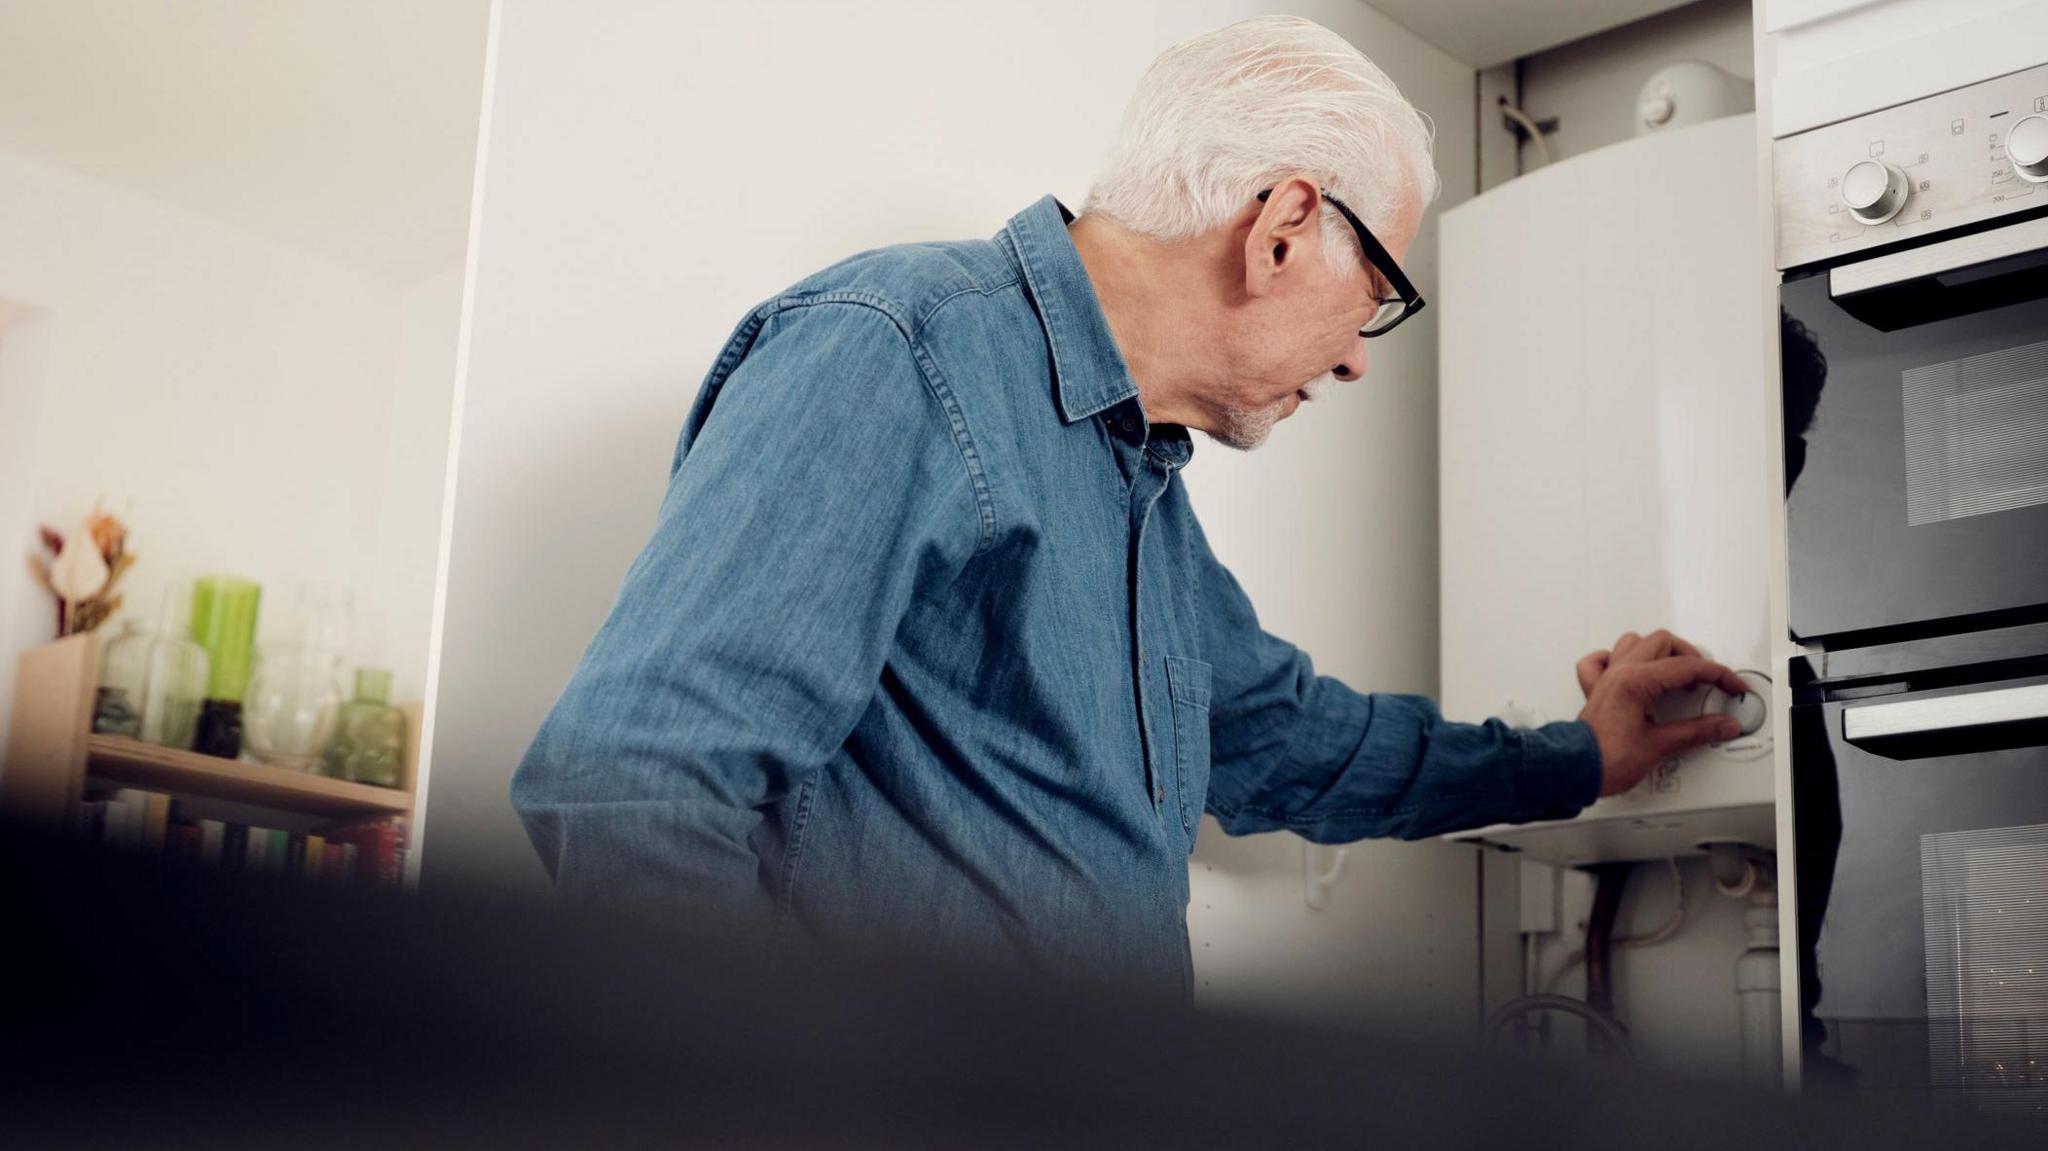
[1485,995,1634,1058]
[1584,865,1629,1015]
[1583,864,1631,1057]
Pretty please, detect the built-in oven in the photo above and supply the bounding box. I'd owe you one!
[1790,629,2048,1112]
[1781,223,2048,645]
[1776,63,2048,1113]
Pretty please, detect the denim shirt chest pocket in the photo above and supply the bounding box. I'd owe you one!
[1163,655,1213,843]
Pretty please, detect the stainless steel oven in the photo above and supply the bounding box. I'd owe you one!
[1776,64,2048,1113]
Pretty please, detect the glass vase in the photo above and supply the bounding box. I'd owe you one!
[322,667,406,788]
[138,619,210,751]
[91,620,153,738]
[242,642,344,772]
[241,585,351,772]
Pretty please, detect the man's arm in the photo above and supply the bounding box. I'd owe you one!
[511,301,982,917]
[1195,520,1749,843]
[1197,534,1601,842]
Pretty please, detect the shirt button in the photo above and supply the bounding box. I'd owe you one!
[1120,417,1139,434]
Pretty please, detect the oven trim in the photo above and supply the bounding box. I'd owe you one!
[1830,214,2048,297]
[1844,682,2048,741]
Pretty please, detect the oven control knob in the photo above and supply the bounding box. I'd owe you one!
[1703,671,1771,738]
[2007,114,2048,183]
[1840,159,1909,225]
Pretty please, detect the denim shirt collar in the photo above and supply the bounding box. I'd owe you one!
[1004,196,1141,425]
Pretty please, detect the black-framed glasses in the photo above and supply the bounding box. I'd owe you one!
[1257,187,1425,338]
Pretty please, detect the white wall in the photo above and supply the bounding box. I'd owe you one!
[373,269,465,704]
[433,0,1485,1030]
[0,303,54,740]
[0,1,493,285]
[0,145,456,763]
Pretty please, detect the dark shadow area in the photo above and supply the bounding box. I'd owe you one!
[5,822,2046,1147]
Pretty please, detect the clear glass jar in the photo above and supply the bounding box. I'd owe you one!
[322,667,406,788]
[241,585,350,771]
[138,617,210,751]
[92,620,153,738]
[242,642,344,771]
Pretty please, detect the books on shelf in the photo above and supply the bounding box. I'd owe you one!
[323,817,409,887]
[73,787,406,888]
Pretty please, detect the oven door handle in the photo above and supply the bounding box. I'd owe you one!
[1830,215,2048,298]
[1843,682,2048,742]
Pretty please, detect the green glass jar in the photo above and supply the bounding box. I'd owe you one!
[322,668,405,788]
[189,575,260,759]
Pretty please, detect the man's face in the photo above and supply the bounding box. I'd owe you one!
[1201,185,1424,451]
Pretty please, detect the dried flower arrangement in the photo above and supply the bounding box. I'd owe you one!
[26,505,134,638]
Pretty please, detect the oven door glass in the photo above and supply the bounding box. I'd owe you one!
[1780,231,2048,644]
[1796,669,2048,1111]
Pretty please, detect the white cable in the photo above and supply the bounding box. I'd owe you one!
[1622,857,1687,947]
[1499,99,1553,167]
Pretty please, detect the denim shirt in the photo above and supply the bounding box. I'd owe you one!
[512,195,1602,995]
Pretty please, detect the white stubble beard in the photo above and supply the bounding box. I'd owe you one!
[1208,370,1338,452]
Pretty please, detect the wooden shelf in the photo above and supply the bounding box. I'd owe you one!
[86,736,411,820]
[3,635,421,829]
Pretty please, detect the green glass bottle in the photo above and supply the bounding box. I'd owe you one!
[322,667,405,788]
[189,575,260,759]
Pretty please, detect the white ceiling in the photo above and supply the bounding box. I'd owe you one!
[1366,0,1703,67]
[0,0,491,283]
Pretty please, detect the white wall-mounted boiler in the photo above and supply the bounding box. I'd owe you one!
[1438,114,1774,866]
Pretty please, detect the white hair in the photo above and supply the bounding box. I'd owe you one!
[1083,16,1439,262]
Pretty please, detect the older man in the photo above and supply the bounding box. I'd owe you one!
[512,16,1747,993]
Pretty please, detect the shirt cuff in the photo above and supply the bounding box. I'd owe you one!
[1511,720,1604,823]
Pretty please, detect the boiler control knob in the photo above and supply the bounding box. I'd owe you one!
[2007,114,2048,183]
[1840,159,1909,225]
[1701,670,1772,738]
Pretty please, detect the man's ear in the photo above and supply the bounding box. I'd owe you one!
[1243,176,1321,299]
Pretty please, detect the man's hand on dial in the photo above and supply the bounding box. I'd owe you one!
[1573,629,1748,798]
